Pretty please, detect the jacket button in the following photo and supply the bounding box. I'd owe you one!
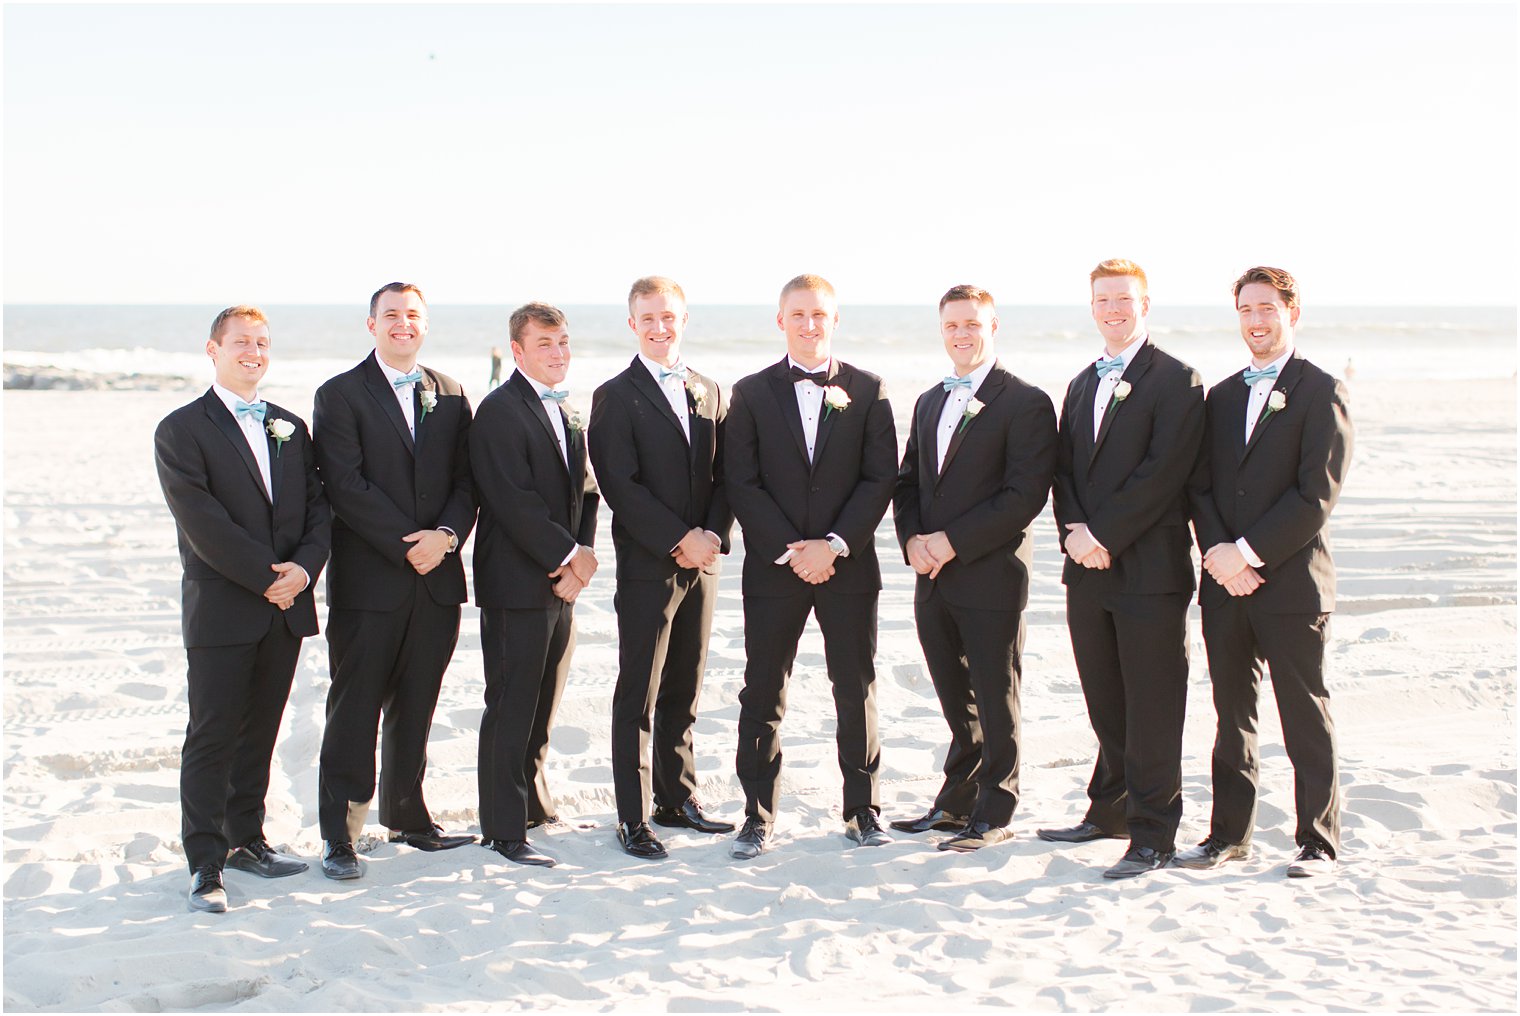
[1237,489,1246,496]
[420,493,429,500]
[811,486,819,493]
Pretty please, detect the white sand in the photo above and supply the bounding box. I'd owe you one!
[3,378,1514,1011]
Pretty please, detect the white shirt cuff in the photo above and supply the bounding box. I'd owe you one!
[560,544,580,568]
[294,565,310,593]
[1236,537,1264,568]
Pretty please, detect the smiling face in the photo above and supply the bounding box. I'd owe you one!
[778,287,838,369]
[513,319,572,388]
[207,315,270,400]
[1236,281,1299,365]
[629,291,688,367]
[940,298,997,376]
[368,289,429,371]
[1090,275,1150,355]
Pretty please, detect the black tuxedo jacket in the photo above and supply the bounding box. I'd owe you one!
[312,352,475,612]
[894,362,1057,611]
[470,371,600,609]
[725,357,897,598]
[155,390,331,647]
[587,358,734,581]
[1053,341,1205,595]
[1190,353,1353,613]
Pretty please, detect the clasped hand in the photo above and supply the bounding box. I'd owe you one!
[906,532,957,579]
[1063,523,1111,570]
[263,561,306,611]
[672,528,721,571]
[786,539,838,585]
[403,529,451,575]
[548,545,599,603]
[1203,542,1265,597]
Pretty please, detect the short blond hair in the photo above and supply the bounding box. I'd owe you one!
[627,276,686,315]
[779,273,836,308]
[209,305,268,344]
[1089,259,1148,298]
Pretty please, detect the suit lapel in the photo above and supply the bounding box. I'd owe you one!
[1092,342,1153,463]
[808,359,844,472]
[1071,365,1098,463]
[264,412,284,507]
[202,390,272,506]
[686,371,715,464]
[919,383,950,481]
[511,372,572,480]
[626,357,688,443]
[1241,354,1304,464]
[939,366,1005,483]
[412,374,434,455]
[363,353,415,454]
[766,358,811,465]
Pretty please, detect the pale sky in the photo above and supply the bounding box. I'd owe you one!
[3,2,1516,306]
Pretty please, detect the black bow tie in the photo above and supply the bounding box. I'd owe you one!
[789,365,826,385]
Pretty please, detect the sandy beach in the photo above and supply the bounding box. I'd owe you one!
[2,376,1514,1011]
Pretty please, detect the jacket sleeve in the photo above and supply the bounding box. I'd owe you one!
[1187,400,1231,552]
[825,380,898,553]
[703,381,735,553]
[470,396,580,571]
[892,393,926,563]
[943,387,1057,564]
[587,384,690,558]
[437,388,477,542]
[290,420,332,583]
[724,381,804,562]
[1051,376,1085,555]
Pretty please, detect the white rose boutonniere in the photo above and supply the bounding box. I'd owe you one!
[419,389,438,417]
[823,385,851,418]
[1112,380,1133,403]
[566,407,586,434]
[687,378,709,411]
[958,396,985,434]
[266,418,295,457]
[1267,390,1287,413]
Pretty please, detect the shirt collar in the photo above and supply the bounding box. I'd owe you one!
[1099,333,1148,370]
[950,358,996,396]
[639,353,685,384]
[212,383,261,416]
[787,356,831,377]
[1248,345,1295,379]
[374,351,420,386]
[515,369,564,400]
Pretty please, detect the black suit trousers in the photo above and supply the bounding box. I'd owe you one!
[1066,583,1190,851]
[736,589,880,824]
[611,570,716,824]
[1202,600,1340,856]
[916,588,1025,827]
[181,619,300,871]
[478,602,574,841]
[318,579,460,840]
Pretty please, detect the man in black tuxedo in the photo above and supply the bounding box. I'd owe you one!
[1040,259,1205,879]
[725,274,898,858]
[313,282,477,880]
[588,277,736,861]
[891,286,1057,851]
[154,306,331,912]
[1179,266,1352,878]
[470,303,600,868]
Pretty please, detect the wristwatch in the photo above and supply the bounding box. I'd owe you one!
[825,534,848,556]
[439,528,459,553]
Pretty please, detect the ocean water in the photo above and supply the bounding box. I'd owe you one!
[3,304,1514,408]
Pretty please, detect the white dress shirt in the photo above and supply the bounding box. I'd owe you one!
[1092,334,1147,441]
[639,353,691,443]
[375,353,420,438]
[935,359,996,474]
[775,357,848,565]
[1235,345,1296,568]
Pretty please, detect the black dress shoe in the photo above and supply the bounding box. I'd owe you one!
[188,865,228,913]
[388,824,477,851]
[845,809,893,847]
[939,820,1014,852]
[617,822,668,860]
[729,817,772,859]
[321,840,365,881]
[1103,845,1175,879]
[889,808,969,834]
[652,798,736,834]
[1174,836,1250,870]
[1286,842,1336,878]
[483,838,557,867]
[226,838,308,878]
[1036,821,1127,844]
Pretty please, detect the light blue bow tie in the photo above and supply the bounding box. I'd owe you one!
[942,376,973,392]
[1095,358,1124,378]
[540,389,569,403]
[1243,365,1279,385]
[234,399,267,423]
[393,370,423,388]
[659,365,690,382]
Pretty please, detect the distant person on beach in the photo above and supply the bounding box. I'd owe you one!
[890,286,1056,850]
[1180,266,1352,878]
[489,346,503,389]
[725,274,898,858]
[154,305,331,912]
[1041,259,1205,879]
[588,277,736,861]
[470,303,600,867]
[312,282,478,881]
